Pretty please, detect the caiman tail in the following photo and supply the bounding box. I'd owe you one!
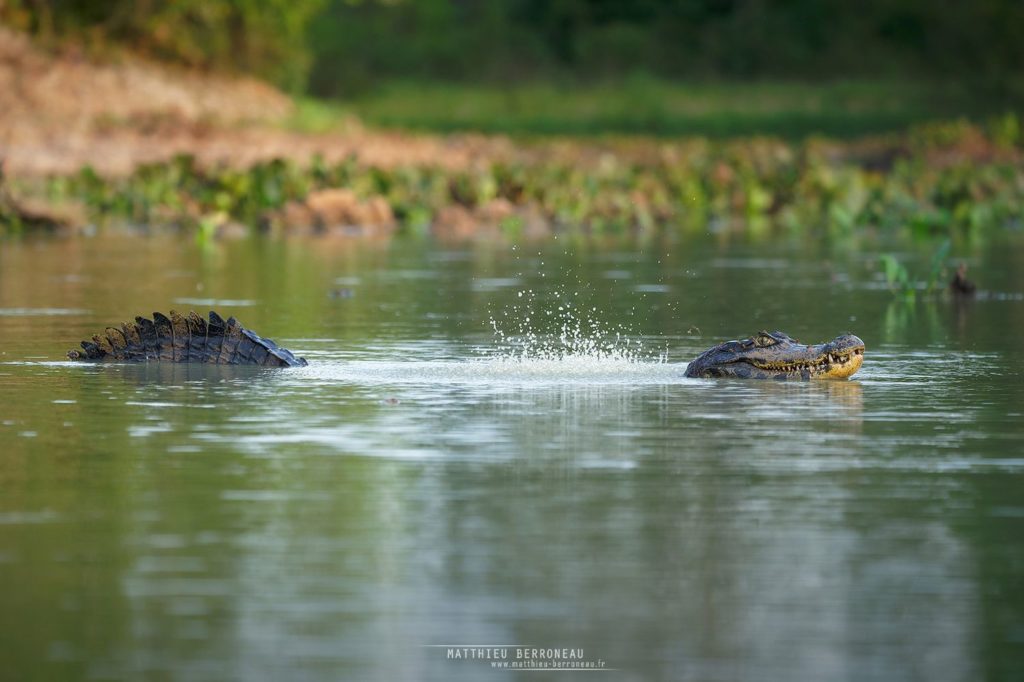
[67,310,307,367]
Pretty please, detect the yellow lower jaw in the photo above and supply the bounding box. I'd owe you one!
[815,353,863,379]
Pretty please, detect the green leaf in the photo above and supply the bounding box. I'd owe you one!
[925,239,952,292]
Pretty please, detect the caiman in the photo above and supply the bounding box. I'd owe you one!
[683,330,864,380]
[67,312,864,379]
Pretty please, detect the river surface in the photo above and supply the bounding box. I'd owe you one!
[1,233,1023,681]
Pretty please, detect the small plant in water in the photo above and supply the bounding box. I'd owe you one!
[879,239,952,300]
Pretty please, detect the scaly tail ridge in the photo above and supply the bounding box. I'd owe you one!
[67,311,307,367]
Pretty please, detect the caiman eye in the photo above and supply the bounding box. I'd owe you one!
[754,332,777,347]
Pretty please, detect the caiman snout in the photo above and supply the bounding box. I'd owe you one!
[814,334,865,379]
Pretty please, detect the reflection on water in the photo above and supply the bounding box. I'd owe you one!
[1,234,1023,680]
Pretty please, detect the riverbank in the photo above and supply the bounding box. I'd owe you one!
[7,119,1022,242]
[1,26,1022,240]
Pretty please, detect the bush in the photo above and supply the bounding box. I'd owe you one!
[0,0,323,91]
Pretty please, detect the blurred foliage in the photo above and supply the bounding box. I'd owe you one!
[0,163,17,232]
[307,0,1024,103]
[16,117,1022,239]
[325,79,976,138]
[4,0,1024,106]
[0,0,323,90]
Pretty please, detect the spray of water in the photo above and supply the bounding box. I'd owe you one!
[485,288,661,366]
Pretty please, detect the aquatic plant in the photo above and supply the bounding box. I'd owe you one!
[879,239,953,300]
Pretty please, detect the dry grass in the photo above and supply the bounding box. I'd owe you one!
[0,26,517,178]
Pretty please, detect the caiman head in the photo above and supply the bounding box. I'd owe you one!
[684,330,865,380]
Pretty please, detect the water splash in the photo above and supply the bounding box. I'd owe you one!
[486,288,660,365]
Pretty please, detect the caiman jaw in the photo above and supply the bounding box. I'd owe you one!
[748,345,864,379]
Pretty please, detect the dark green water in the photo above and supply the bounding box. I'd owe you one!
[1,233,1023,681]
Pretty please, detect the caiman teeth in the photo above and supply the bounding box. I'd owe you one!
[752,350,858,373]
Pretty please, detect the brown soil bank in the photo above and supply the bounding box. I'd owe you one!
[2,24,1016,183]
[0,26,513,179]
[2,27,1021,240]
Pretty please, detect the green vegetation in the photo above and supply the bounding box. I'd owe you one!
[880,240,952,300]
[320,78,982,138]
[20,118,1022,240]
[0,0,323,90]
[5,0,1024,116]
[306,0,1024,104]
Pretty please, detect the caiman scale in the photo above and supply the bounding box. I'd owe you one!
[683,330,864,380]
[68,312,864,379]
[67,310,307,367]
